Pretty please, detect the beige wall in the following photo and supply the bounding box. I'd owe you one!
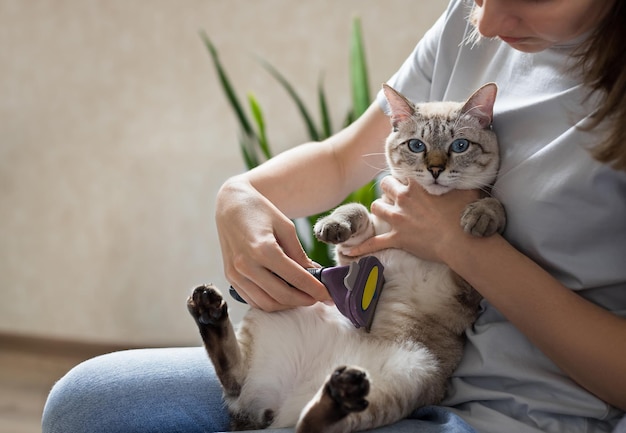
[0,0,448,347]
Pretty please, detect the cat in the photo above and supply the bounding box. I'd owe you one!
[187,82,505,433]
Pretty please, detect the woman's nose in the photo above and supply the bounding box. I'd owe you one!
[473,0,520,38]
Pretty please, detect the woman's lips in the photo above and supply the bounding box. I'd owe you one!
[499,36,526,44]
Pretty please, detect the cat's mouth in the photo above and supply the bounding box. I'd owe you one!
[422,182,452,196]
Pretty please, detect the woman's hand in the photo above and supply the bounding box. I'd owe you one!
[215,177,330,311]
[347,176,480,261]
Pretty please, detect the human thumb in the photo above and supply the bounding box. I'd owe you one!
[344,233,393,257]
[275,219,316,268]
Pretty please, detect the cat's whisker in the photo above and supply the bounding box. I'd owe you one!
[372,168,390,179]
[492,166,516,182]
[455,178,495,195]
[451,115,464,132]
[487,186,501,197]
[362,152,387,160]
[453,125,474,134]
[359,152,389,174]
[461,105,484,117]
[363,162,390,174]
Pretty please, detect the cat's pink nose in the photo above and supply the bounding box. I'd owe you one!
[427,166,444,179]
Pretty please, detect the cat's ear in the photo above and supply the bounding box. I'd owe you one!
[382,84,415,130]
[461,82,497,129]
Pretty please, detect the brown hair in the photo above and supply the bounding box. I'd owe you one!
[575,0,626,171]
[467,1,626,171]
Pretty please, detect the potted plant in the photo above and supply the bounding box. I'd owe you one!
[201,18,378,266]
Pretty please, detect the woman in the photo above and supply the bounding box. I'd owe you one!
[43,0,626,432]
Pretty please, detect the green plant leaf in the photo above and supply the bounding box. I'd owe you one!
[346,181,378,206]
[259,58,321,142]
[200,31,256,139]
[318,77,332,140]
[343,110,355,129]
[239,131,261,169]
[350,17,370,118]
[247,93,272,160]
[305,214,333,266]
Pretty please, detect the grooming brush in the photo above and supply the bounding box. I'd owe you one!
[229,256,385,332]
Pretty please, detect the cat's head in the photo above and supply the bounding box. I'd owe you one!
[382,83,499,196]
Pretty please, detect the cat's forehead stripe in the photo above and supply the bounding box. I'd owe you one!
[420,117,455,139]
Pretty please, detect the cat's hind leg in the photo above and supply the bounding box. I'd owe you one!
[297,342,445,433]
[296,365,370,433]
[187,285,244,397]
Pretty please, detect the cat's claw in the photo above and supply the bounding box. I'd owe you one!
[327,366,370,413]
[187,285,228,326]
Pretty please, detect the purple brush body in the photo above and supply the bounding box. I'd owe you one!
[308,256,385,331]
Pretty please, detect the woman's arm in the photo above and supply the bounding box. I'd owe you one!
[349,176,626,410]
[215,103,391,311]
[449,230,626,411]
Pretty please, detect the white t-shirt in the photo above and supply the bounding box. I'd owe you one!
[376,1,626,432]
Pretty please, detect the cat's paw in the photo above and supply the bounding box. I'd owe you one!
[187,284,228,326]
[314,218,353,244]
[327,366,370,413]
[314,203,371,245]
[460,197,506,237]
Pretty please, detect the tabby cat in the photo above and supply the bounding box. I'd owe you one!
[187,82,505,433]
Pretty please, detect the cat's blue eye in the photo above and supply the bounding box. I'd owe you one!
[407,139,426,153]
[450,138,470,153]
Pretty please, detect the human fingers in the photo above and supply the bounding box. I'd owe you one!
[273,218,331,303]
[369,196,402,228]
[344,232,395,257]
[378,175,408,201]
[229,266,319,312]
[341,197,399,256]
[224,232,318,310]
[226,247,324,311]
[224,217,329,310]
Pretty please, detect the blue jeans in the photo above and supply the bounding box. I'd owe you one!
[42,347,477,433]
